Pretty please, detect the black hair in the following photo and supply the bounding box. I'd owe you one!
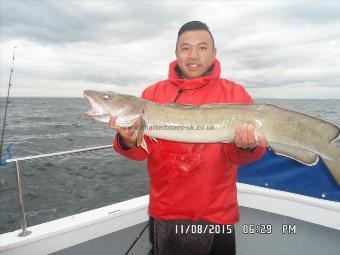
[177,21,215,47]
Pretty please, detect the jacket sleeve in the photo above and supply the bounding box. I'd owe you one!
[112,133,148,161]
[112,86,156,161]
[223,84,266,165]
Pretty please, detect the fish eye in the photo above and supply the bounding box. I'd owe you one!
[103,93,111,101]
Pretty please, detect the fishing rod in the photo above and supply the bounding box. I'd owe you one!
[0,46,17,164]
[123,222,149,255]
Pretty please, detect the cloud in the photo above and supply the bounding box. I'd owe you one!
[0,1,339,98]
[1,0,184,44]
[263,1,340,25]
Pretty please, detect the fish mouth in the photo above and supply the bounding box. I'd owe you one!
[83,91,108,118]
[84,110,109,118]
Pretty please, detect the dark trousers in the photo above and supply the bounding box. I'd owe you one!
[209,226,236,255]
[148,217,236,255]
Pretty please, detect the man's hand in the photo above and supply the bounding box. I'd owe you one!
[109,116,139,149]
[234,123,268,150]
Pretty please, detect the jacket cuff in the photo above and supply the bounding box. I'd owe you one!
[236,143,266,157]
[238,146,259,153]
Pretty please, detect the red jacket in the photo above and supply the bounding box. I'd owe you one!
[113,59,265,224]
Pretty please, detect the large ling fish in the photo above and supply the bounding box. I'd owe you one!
[84,90,340,184]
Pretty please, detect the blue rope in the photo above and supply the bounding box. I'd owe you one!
[0,143,13,166]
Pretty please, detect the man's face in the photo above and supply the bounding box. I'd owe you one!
[175,30,216,79]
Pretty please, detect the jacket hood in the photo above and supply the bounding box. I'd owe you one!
[168,59,221,89]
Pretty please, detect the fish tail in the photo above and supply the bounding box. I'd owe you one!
[323,158,340,185]
[321,142,340,184]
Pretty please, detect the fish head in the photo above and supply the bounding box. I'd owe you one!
[83,90,144,125]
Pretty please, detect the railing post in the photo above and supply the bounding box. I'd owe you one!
[14,159,31,237]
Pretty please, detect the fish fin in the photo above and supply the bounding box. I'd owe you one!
[312,120,339,143]
[270,142,319,165]
[150,137,158,143]
[139,138,149,154]
[115,117,133,128]
[116,115,141,128]
[136,127,144,147]
[136,130,149,154]
[322,158,340,185]
[136,117,149,153]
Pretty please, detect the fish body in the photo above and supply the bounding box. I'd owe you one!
[84,90,340,184]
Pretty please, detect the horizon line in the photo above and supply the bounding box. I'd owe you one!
[1,96,340,100]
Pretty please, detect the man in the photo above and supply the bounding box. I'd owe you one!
[110,21,267,255]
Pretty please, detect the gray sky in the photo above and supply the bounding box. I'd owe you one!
[1,0,340,98]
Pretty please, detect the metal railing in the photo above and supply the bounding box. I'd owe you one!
[4,144,113,237]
